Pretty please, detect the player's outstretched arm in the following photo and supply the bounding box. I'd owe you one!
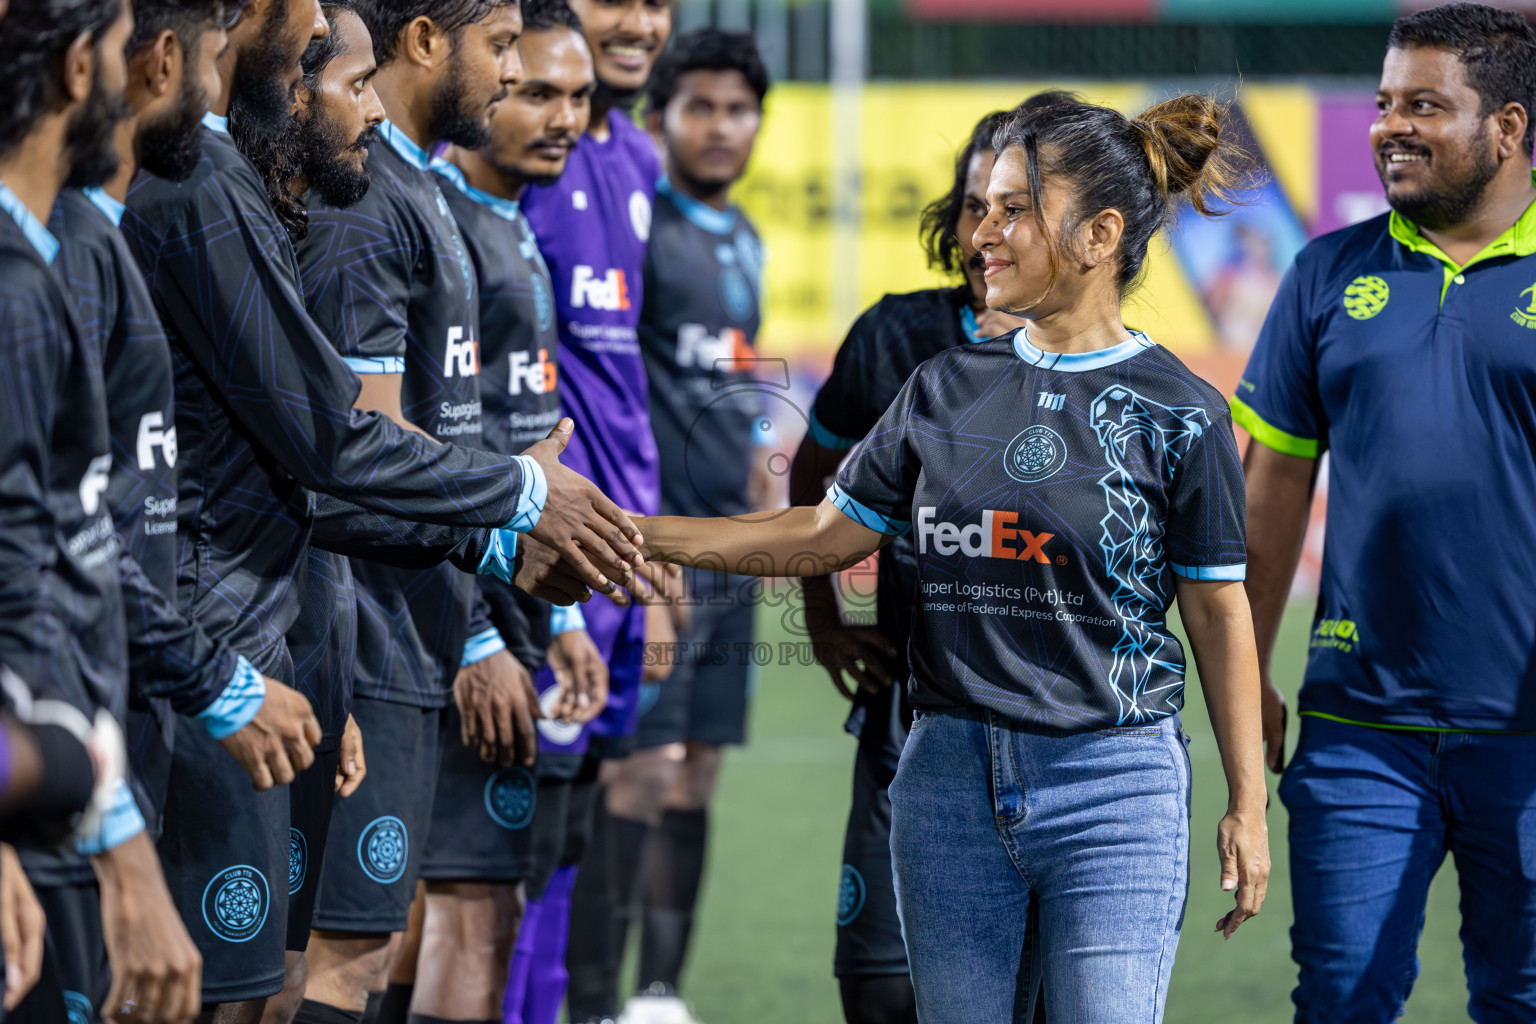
[1175,577,1270,941]
[787,435,899,700]
[637,501,888,579]
[1242,442,1319,773]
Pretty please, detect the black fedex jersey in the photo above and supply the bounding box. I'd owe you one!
[123,115,535,679]
[50,189,239,717]
[835,331,1247,731]
[297,122,485,706]
[0,194,125,721]
[641,178,765,519]
[435,163,563,452]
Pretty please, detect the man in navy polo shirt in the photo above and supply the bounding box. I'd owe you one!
[1236,5,1536,1020]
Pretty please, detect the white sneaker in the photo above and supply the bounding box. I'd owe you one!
[619,992,702,1024]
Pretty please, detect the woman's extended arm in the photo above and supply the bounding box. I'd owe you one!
[1174,577,1270,940]
[637,501,891,578]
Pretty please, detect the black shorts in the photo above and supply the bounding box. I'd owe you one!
[9,881,106,1024]
[523,775,571,901]
[157,715,290,1003]
[634,571,755,750]
[834,687,911,979]
[287,744,340,950]
[312,697,441,934]
[420,703,537,883]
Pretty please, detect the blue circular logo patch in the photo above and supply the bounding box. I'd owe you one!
[358,815,409,884]
[63,990,92,1024]
[484,766,536,830]
[201,865,270,943]
[837,864,866,927]
[1004,424,1068,484]
[533,275,554,333]
[718,268,755,322]
[289,828,307,895]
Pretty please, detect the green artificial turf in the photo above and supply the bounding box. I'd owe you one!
[648,602,1471,1023]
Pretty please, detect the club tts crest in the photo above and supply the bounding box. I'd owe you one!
[1512,284,1536,329]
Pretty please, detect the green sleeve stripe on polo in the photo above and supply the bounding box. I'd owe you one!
[1230,397,1320,459]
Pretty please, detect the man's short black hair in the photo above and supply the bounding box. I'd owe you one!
[128,0,230,54]
[1389,2,1536,154]
[0,0,120,159]
[353,0,517,66]
[644,28,769,114]
[521,0,579,35]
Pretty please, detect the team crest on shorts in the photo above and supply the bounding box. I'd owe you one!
[358,815,409,884]
[201,865,270,943]
[63,990,92,1024]
[289,828,307,895]
[1004,424,1068,484]
[484,766,537,829]
[837,864,866,927]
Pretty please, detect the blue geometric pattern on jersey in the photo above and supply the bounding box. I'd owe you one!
[200,865,270,943]
[837,864,866,926]
[63,990,92,1024]
[483,765,536,829]
[289,828,307,894]
[358,815,409,883]
[1090,385,1209,723]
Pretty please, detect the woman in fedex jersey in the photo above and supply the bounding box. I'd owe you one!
[628,94,1271,1021]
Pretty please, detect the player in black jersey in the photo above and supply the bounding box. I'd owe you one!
[122,0,641,1015]
[635,93,1269,1024]
[293,2,533,1022]
[0,4,212,1023]
[787,102,1042,1024]
[415,3,606,1020]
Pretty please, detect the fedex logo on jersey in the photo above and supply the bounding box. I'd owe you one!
[443,327,480,377]
[508,349,557,396]
[676,323,753,370]
[916,507,1056,563]
[135,411,178,470]
[570,265,631,311]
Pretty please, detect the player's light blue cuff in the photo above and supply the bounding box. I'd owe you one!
[549,604,586,635]
[197,655,267,740]
[1169,562,1247,582]
[828,483,910,537]
[504,455,547,533]
[343,355,407,374]
[478,528,518,584]
[75,777,147,856]
[462,627,507,666]
[805,410,860,452]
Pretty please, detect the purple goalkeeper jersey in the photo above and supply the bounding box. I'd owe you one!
[521,110,660,515]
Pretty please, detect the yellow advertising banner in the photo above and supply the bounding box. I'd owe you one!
[735,82,1320,362]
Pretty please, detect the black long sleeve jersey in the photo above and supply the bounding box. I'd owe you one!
[122,117,535,680]
[0,192,128,884]
[296,124,488,707]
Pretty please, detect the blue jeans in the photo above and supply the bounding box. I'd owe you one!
[1282,715,1536,1023]
[889,708,1192,1023]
